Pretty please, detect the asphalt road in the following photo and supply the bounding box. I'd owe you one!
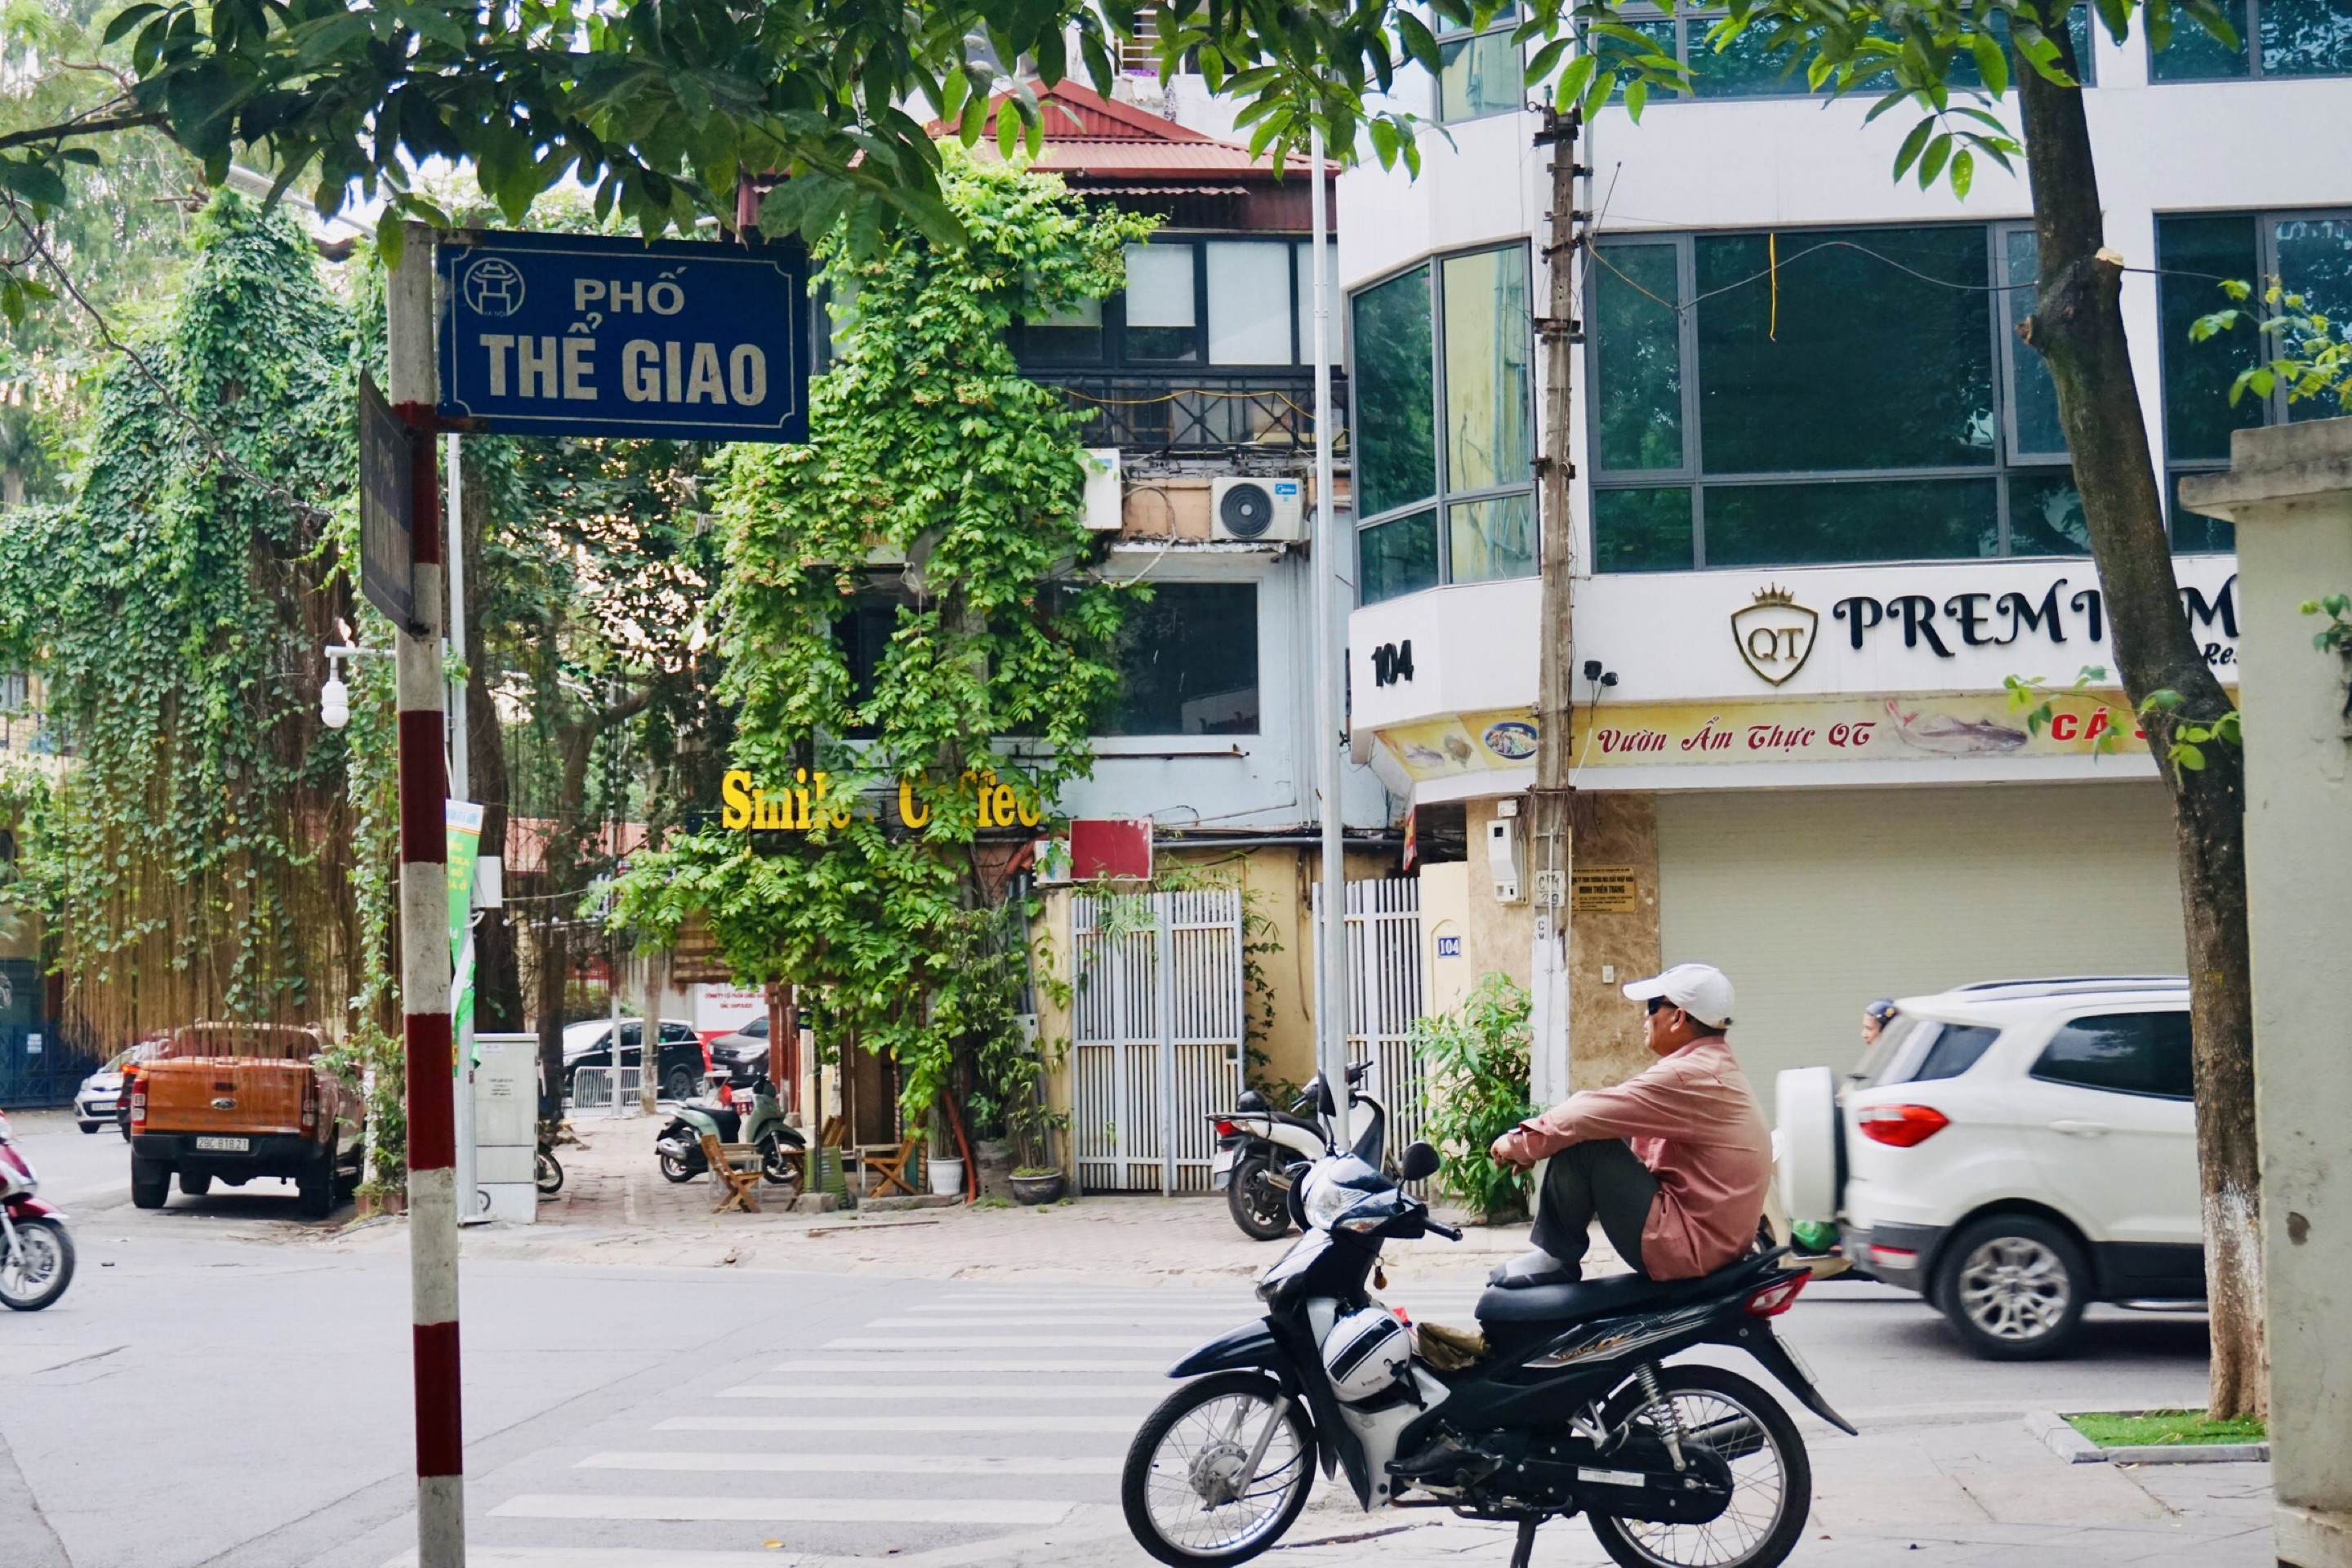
[1,1108,2230,1568]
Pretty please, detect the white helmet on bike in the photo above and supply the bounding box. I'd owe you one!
[1322,1306,1412,1404]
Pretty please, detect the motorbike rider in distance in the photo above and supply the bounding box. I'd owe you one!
[1487,962,1772,1289]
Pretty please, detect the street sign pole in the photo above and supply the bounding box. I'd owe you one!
[1311,122,1351,1152]
[389,225,466,1568]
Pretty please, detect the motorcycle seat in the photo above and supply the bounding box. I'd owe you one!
[1272,1111,1324,1137]
[694,1106,742,1142]
[1475,1257,1766,1326]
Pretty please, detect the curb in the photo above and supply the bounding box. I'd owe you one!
[2026,1409,2270,1465]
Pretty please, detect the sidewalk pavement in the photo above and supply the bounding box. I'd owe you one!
[328,1111,1559,1285]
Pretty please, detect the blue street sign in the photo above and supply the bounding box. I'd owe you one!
[435,229,812,443]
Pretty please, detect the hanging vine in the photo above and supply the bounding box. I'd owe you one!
[617,149,1153,1133]
[0,193,392,1100]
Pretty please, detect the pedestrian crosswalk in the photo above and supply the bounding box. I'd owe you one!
[445,1282,1266,1566]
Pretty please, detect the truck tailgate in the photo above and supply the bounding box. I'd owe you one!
[144,1058,310,1137]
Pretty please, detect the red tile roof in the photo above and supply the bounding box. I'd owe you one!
[938,81,1332,185]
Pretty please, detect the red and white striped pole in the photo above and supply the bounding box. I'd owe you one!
[388,225,466,1568]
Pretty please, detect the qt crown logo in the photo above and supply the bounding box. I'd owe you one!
[1732,586,1818,687]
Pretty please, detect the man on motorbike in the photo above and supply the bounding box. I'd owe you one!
[1486,961,1771,1288]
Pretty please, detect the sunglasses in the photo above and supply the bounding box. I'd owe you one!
[1646,997,1672,1016]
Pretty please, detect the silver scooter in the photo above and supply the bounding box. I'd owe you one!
[655,1075,806,1195]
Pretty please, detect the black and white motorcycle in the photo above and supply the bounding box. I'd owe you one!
[1124,1116,1851,1568]
[1209,1062,1379,1241]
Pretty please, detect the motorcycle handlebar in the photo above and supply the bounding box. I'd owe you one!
[1423,1219,1463,1242]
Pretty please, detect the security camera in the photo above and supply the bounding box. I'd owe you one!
[320,671,350,730]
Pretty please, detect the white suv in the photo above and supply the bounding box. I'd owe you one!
[1775,976,2202,1359]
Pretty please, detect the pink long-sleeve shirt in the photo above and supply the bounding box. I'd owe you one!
[1493,1036,1773,1281]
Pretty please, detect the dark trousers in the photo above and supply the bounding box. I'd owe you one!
[1529,1138,1661,1278]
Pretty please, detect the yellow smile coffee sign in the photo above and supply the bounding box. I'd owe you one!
[720,768,1045,833]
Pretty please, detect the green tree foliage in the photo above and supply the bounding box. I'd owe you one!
[0,191,379,1067]
[1413,973,1538,1225]
[617,151,1149,1130]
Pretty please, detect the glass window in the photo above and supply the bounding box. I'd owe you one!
[1906,1023,2003,1083]
[1593,487,1694,570]
[2031,1011,2194,1099]
[2261,0,2352,74]
[2009,470,2092,555]
[1440,28,1525,122]
[1696,226,1993,474]
[1449,493,1537,583]
[1208,243,1294,365]
[1704,478,1998,568]
[2002,226,2069,461]
[1664,5,2094,97]
[1360,510,1441,604]
[2276,216,2352,422]
[1024,296,1103,363]
[1352,265,1437,518]
[1592,243,1683,471]
[2154,0,2352,78]
[1593,223,2110,572]
[1442,247,1534,492]
[1351,247,1538,603]
[1125,243,1198,361]
[1099,582,1260,736]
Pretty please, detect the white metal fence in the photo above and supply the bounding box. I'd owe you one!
[1316,877,1430,1156]
[567,1066,643,1113]
[1071,889,1246,1195]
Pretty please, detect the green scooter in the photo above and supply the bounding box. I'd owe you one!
[655,1074,806,1195]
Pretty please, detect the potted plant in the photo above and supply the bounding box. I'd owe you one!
[1007,1098,1069,1205]
[925,1107,965,1197]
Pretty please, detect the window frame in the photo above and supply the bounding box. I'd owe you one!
[1089,561,1273,751]
[1612,4,2096,100]
[1434,3,1527,123]
[1011,234,1338,371]
[2157,205,2352,548]
[2148,0,2352,81]
[1347,240,1540,602]
[1584,219,2100,572]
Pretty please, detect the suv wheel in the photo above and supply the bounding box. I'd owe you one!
[1935,1215,2090,1360]
[663,1064,697,1102]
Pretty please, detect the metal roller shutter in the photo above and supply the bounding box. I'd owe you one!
[1655,782,2186,1091]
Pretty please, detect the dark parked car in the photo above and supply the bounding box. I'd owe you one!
[709,1016,773,1086]
[562,1018,709,1102]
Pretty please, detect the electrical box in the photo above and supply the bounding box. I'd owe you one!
[1486,817,1526,904]
[1210,476,1305,543]
[471,1031,538,1223]
[1083,448,1124,532]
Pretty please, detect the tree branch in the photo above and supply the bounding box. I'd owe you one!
[0,109,167,155]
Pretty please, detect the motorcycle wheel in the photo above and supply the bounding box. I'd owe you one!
[760,1135,805,1193]
[0,1218,75,1312]
[1225,1153,1293,1241]
[1122,1370,1315,1568]
[536,1150,564,1196]
[657,1129,697,1183]
[1588,1364,1811,1568]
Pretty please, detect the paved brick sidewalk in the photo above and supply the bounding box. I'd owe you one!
[329,1111,1559,1285]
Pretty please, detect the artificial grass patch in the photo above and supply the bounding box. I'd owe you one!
[2065,1410,2267,1448]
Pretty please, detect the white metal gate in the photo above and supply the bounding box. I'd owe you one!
[1071,889,1246,1194]
[1316,878,1429,1155]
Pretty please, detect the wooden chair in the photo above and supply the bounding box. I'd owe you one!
[700,1132,766,1214]
[859,1135,924,1198]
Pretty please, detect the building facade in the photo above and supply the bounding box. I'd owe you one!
[1339,16,2350,1095]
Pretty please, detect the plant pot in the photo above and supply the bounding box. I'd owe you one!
[973,1138,1017,1200]
[1009,1171,1065,1205]
[928,1155,966,1197]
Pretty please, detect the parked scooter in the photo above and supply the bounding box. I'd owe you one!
[655,1075,805,1195]
[1210,1061,1377,1241]
[1122,1113,1851,1568]
[0,1111,75,1312]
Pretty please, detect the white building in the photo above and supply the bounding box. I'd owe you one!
[1337,12,2349,1091]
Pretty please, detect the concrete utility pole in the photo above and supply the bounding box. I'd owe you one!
[1309,121,1352,1149]
[387,227,466,1568]
[447,432,483,1226]
[1526,105,1585,1112]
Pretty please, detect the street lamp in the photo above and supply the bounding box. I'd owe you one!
[320,641,390,730]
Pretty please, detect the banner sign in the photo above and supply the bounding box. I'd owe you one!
[358,372,416,630]
[720,768,1045,835]
[1373,690,2155,786]
[435,230,812,443]
[446,800,484,1051]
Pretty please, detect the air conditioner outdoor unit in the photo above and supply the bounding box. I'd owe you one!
[1210,476,1305,543]
[1083,448,1123,532]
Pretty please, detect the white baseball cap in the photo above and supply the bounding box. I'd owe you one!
[1622,962,1735,1029]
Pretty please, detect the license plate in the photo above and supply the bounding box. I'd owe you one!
[194,1135,250,1153]
[1211,1148,1238,1174]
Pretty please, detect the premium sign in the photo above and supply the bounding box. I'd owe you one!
[1730,586,1817,686]
[436,230,812,443]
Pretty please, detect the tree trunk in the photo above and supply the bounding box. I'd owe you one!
[2014,27,2263,1419]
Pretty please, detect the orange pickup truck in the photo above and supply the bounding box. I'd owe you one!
[128,1023,363,1218]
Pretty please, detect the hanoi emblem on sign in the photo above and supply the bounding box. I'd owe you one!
[1732,586,1818,686]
